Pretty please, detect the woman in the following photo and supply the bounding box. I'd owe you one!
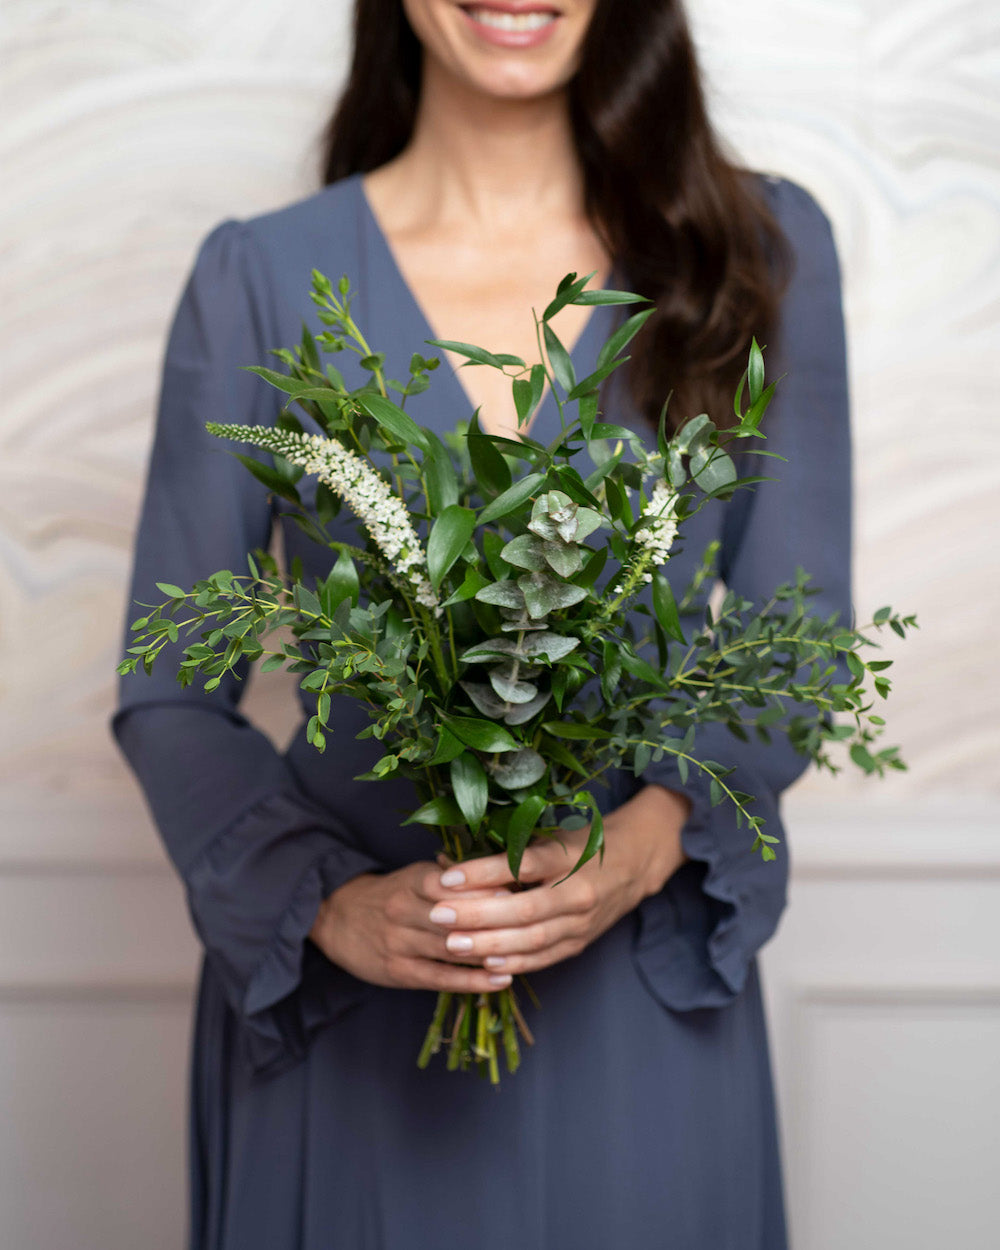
[113,2,851,1247]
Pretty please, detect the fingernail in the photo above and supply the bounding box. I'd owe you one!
[485,956,507,969]
[446,934,474,952]
[494,889,509,897]
[429,905,457,925]
[440,868,466,887]
[488,973,512,987]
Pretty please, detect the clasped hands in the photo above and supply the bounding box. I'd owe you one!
[310,784,691,995]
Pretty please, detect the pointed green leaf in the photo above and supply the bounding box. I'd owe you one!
[427,505,476,591]
[442,714,520,753]
[451,752,489,831]
[427,727,466,766]
[155,582,186,600]
[553,793,604,884]
[543,322,576,392]
[232,453,302,505]
[440,564,490,608]
[355,392,428,450]
[402,796,464,826]
[748,338,765,404]
[423,430,460,512]
[507,795,547,878]
[571,288,648,307]
[426,339,505,368]
[322,550,359,612]
[468,430,512,496]
[595,308,655,371]
[542,272,589,321]
[652,572,685,642]
[541,720,608,740]
[477,472,548,525]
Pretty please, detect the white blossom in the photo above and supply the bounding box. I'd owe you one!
[207,423,440,612]
[635,479,680,580]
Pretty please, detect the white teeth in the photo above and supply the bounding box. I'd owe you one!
[468,8,556,32]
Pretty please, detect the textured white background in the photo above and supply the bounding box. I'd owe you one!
[2,3,998,1248]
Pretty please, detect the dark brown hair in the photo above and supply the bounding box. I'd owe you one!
[318,0,791,431]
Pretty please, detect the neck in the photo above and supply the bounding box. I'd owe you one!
[389,56,585,230]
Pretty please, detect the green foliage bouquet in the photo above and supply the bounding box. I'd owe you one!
[119,270,915,1082]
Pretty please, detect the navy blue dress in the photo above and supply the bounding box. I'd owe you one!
[113,171,851,1250]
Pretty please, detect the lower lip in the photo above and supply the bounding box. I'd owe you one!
[459,7,560,49]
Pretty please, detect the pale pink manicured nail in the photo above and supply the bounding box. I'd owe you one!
[488,973,512,987]
[440,868,466,887]
[485,956,507,969]
[446,934,474,952]
[429,905,457,925]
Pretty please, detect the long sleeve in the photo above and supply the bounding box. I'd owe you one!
[633,178,853,1010]
[112,219,383,1078]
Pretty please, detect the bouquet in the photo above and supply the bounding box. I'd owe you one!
[119,269,915,1082]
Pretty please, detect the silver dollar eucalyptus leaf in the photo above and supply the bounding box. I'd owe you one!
[539,543,584,579]
[489,747,547,790]
[475,580,526,610]
[499,534,548,572]
[460,681,509,720]
[572,508,602,540]
[501,688,551,725]
[488,661,539,704]
[518,571,588,618]
[519,631,579,662]
[460,637,521,664]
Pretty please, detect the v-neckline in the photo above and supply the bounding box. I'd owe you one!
[352,171,613,440]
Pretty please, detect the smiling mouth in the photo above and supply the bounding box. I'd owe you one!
[460,6,560,34]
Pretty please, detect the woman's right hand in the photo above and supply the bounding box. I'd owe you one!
[308,863,514,993]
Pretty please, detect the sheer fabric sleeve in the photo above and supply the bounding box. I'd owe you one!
[112,219,383,1078]
[632,179,853,1010]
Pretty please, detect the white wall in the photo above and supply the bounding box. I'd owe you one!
[1,2,998,1247]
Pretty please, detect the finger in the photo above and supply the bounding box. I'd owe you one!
[426,876,595,932]
[435,840,571,892]
[412,865,510,906]
[395,956,512,994]
[518,836,589,883]
[440,914,583,961]
[435,853,517,892]
[405,928,493,966]
[480,938,584,977]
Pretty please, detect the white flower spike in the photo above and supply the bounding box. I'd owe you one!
[207,424,440,612]
[635,480,680,580]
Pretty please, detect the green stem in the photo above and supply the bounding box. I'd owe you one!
[416,991,452,1069]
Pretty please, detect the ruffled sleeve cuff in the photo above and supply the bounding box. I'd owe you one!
[183,790,384,1079]
[632,757,788,1012]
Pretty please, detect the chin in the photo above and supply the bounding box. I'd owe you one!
[408,0,593,100]
[464,59,572,101]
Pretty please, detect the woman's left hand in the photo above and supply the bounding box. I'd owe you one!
[429,784,692,978]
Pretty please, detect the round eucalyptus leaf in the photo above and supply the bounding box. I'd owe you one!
[488,661,539,705]
[500,534,549,572]
[518,572,588,619]
[501,688,551,726]
[460,636,521,664]
[489,748,547,790]
[475,581,526,610]
[460,680,508,720]
[520,632,579,662]
[541,542,584,579]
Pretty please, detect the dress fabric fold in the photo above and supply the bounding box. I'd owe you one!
[113,171,850,1249]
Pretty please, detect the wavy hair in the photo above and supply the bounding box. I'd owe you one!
[318,0,791,431]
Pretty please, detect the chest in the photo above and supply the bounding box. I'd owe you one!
[368,211,611,439]
[418,270,600,439]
